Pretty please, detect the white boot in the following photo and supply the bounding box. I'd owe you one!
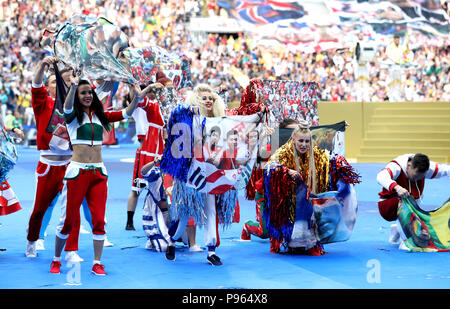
[398,241,410,251]
[389,224,400,245]
[79,225,90,234]
[26,241,37,258]
[65,251,84,262]
[103,236,114,247]
[36,239,45,250]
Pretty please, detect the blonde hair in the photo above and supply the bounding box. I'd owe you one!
[185,83,226,117]
[291,120,317,193]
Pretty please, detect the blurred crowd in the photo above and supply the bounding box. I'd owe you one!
[0,0,449,130]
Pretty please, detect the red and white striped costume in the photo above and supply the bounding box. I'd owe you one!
[27,83,74,243]
[376,154,450,221]
[130,97,165,191]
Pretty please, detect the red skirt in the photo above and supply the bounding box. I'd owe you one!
[0,180,21,216]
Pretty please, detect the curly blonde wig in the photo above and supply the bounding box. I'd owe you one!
[185,83,226,117]
[291,120,317,193]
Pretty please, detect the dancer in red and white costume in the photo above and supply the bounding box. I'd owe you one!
[50,72,153,275]
[0,121,24,220]
[26,56,79,258]
[126,70,170,230]
[376,153,449,247]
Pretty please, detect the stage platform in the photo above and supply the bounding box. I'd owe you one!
[0,145,448,290]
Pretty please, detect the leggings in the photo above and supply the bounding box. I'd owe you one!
[169,194,217,251]
[27,158,69,242]
[57,162,108,242]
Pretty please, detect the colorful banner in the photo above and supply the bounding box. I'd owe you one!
[263,162,359,247]
[122,46,192,90]
[160,105,266,225]
[244,79,319,125]
[276,121,346,156]
[397,196,450,252]
[312,181,358,244]
[162,107,264,195]
[216,0,450,52]
[122,46,193,123]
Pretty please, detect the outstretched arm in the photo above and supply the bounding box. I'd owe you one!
[33,56,58,86]
[124,83,163,117]
[64,71,80,112]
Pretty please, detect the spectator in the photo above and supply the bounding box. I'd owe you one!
[0,0,448,131]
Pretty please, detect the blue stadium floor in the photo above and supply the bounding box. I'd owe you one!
[0,145,448,290]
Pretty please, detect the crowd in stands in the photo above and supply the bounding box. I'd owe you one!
[0,0,449,131]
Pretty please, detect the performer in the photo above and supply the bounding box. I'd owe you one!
[125,70,171,231]
[50,72,153,275]
[165,83,227,266]
[241,119,296,241]
[264,120,360,255]
[385,34,411,102]
[0,117,24,220]
[26,56,81,258]
[376,153,449,247]
[140,157,172,252]
[352,32,375,102]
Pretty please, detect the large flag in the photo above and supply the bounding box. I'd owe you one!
[397,196,450,252]
[122,46,193,122]
[263,163,359,247]
[161,105,264,195]
[216,0,450,52]
[122,45,192,90]
[311,181,358,244]
[241,79,319,125]
[218,0,307,25]
[276,121,347,156]
[160,105,265,225]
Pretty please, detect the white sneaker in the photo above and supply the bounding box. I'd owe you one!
[389,224,400,245]
[65,251,84,262]
[145,239,153,250]
[398,241,410,251]
[36,239,45,251]
[103,237,114,247]
[26,241,37,258]
[79,225,90,234]
[189,244,203,252]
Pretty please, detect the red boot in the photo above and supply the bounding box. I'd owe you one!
[240,226,251,241]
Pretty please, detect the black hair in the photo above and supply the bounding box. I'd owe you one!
[210,125,221,136]
[44,73,55,87]
[410,153,430,173]
[73,80,111,131]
